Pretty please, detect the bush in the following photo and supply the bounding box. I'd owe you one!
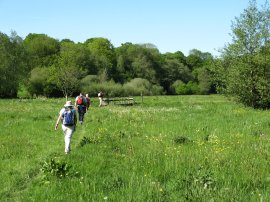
[186,81,199,94]
[81,80,124,97]
[172,80,199,95]
[174,136,192,144]
[151,84,164,95]
[28,67,48,96]
[81,77,163,97]
[81,75,99,86]
[123,78,163,96]
[40,158,72,178]
[27,67,62,97]
[197,67,213,95]
[17,83,31,98]
[171,80,184,94]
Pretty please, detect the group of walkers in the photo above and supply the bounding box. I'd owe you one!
[55,92,99,154]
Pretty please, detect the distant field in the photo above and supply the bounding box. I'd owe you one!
[1,95,270,201]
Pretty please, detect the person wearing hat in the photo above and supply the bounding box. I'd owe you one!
[55,101,77,154]
[98,91,105,107]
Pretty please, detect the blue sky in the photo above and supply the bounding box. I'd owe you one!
[0,0,267,56]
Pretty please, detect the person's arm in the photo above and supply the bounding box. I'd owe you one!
[55,114,62,130]
[55,109,64,130]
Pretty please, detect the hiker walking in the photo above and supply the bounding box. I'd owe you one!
[75,93,87,124]
[98,91,104,107]
[85,93,92,111]
[55,101,77,154]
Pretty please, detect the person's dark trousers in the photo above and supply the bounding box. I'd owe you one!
[78,105,86,123]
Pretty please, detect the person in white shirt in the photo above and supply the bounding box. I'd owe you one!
[55,101,77,154]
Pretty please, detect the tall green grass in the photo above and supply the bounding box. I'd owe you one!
[1,95,270,201]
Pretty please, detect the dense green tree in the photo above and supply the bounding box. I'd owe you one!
[84,37,116,79]
[208,58,227,93]
[186,49,215,94]
[186,54,203,70]
[115,43,134,83]
[24,33,60,69]
[162,51,186,64]
[222,0,270,108]
[160,51,194,94]
[0,30,219,97]
[224,0,270,56]
[27,66,60,97]
[49,42,89,99]
[0,31,27,97]
[186,49,213,70]
[81,75,99,88]
[28,67,48,96]
[172,80,199,95]
[49,64,81,99]
[196,67,214,94]
[160,57,193,94]
[131,53,157,83]
[60,41,93,74]
[115,43,161,84]
[26,40,92,97]
[60,39,74,43]
[171,80,185,94]
[189,49,213,61]
[123,78,163,96]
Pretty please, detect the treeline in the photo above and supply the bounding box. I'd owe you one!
[1,0,270,109]
[0,32,216,99]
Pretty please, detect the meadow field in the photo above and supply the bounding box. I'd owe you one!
[1,95,270,201]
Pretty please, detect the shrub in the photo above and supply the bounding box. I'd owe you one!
[186,81,199,94]
[28,67,48,96]
[40,158,72,178]
[123,78,163,96]
[17,83,31,98]
[174,136,192,144]
[81,80,124,97]
[151,84,164,95]
[81,77,163,97]
[172,80,199,95]
[171,80,185,94]
[174,81,190,95]
[81,75,99,86]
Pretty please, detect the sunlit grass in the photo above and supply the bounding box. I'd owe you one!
[1,95,270,201]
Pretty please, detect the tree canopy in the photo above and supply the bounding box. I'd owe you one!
[0,31,217,98]
[219,0,270,108]
[0,31,27,97]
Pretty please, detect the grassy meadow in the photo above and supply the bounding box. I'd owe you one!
[1,95,270,201]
